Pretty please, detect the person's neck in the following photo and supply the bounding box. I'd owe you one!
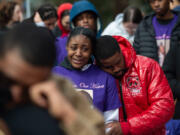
[156,10,174,20]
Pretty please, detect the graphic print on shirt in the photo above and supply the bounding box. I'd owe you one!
[152,15,177,66]
[156,35,170,66]
[126,71,142,96]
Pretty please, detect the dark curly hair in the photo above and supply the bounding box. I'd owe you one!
[0,1,19,27]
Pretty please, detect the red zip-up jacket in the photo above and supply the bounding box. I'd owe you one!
[113,36,174,135]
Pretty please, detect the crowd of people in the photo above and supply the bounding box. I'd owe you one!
[0,0,179,135]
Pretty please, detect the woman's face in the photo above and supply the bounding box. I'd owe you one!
[12,4,23,22]
[61,15,70,31]
[66,34,92,69]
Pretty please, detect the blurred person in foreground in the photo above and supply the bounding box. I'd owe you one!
[0,23,104,135]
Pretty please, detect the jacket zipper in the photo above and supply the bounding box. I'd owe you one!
[119,80,127,122]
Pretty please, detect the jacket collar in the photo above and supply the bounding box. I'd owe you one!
[60,57,92,71]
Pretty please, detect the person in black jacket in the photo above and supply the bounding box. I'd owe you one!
[162,37,180,134]
[133,0,180,67]
[0,23,65,135]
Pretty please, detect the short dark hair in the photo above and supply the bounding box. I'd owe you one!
[123,6,143,24]
[37,4,58,21]
[94,35,120,62]
[0,23,56,67]
[67,27,96,48]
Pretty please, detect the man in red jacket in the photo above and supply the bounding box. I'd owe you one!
[94,35,174,135]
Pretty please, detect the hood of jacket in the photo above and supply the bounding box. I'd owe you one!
[70,0,102,37]
[57,3,72,37]
[112,36,136,69]
[114,13,123,24]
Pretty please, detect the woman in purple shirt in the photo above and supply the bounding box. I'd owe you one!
[53,27,121,128]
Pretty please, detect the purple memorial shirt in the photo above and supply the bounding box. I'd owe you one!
[52,65,121,112]
[152,15,177,66]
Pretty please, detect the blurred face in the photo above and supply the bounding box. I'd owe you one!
[0,49,51,89]
[12,4,23,22]
[99,52,126,78]
[149,0,170,18]
[61,15,70,31]
[66,35,92,69]
[123,22,138,35]
[44,17,57,30]
[74,11,96,31]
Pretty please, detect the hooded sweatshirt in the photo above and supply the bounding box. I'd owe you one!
[102,13,134,44]
[57,3,72,37]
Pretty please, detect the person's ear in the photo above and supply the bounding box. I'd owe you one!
[34,12,43,23]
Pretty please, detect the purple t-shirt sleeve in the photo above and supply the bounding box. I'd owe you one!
[105,75,121,111]
[55,37,68,65]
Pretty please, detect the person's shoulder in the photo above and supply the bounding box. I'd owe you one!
[135,55,159,69]
[52,65,67,74]
[139,13,154,24]
[102,21,118,35]
[22,17,34,24]
[114,13,123,22]
[56,35,68,43]
[92,65,116,80]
